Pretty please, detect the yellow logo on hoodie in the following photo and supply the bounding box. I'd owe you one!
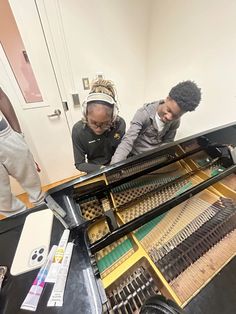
[114,133,121,140]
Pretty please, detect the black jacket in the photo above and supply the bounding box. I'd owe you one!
[72,117,126,173]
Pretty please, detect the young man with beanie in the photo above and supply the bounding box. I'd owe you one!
[111,80,201,164]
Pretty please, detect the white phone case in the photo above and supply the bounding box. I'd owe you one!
[10,209,53,276]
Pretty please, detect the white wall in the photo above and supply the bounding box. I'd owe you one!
[63,0,150,123]
[145,0,236,139]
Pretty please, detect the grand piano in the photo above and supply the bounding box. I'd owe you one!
[43,121,236,313]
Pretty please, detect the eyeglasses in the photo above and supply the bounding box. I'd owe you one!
[87,119,112,130]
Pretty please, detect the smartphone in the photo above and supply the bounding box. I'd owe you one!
[10,209,53,276]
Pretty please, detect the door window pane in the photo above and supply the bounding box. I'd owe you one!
[0,0,43,103]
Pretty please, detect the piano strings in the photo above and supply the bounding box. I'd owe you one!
[71,151,236,310]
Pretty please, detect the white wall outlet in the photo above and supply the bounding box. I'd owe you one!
[96,72,104,80]
[82,78,90,90]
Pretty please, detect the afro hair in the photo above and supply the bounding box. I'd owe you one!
[169,80,201,112]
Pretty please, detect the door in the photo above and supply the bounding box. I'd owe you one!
[32,0,85,131]
[0,1,78,194]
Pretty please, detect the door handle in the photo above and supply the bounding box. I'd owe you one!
[47,109,61,118]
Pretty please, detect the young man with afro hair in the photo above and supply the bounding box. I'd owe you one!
[111,80,201,164]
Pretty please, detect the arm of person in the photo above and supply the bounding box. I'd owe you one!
[72,124,102,173]
[161,119,181,143]
[110,108,146,164]
[0,88,22,133]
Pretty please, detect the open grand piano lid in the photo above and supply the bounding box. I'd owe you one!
[45,121,236,252]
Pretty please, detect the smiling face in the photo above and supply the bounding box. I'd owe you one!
[157,97,185,123]
[87,103,113,135]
